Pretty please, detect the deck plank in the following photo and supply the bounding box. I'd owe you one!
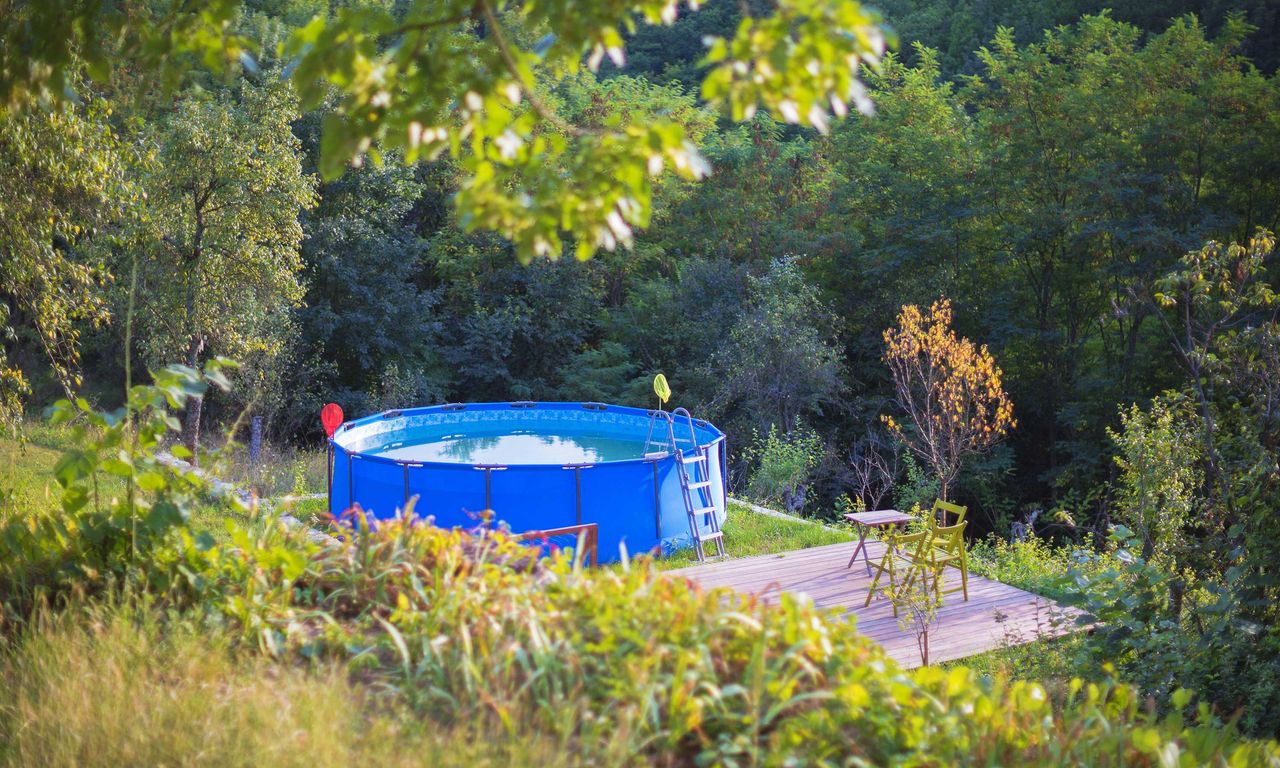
[666,541,1082,668]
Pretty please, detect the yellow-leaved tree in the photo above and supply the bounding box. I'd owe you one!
[882,299,1015,501]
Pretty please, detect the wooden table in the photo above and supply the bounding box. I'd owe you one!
[843,509,913,576]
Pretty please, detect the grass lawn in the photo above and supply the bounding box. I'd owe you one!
[279,494,329,523]
[2,424,249,544]
[942,630,1087,680]
[0,430,64,514]
[656,500,855,569]
[216,440,328,499]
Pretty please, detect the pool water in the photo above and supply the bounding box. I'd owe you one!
[373,430,650,465]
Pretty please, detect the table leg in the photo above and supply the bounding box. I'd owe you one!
[846,527,871,575]
[863,529,876,576]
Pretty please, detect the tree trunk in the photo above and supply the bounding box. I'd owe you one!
[182,334,204,464]
[180,185,208,464]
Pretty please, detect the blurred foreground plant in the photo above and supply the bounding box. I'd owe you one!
[0,361,234,623]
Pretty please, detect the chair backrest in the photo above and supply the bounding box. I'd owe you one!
[931,520,967,555]
[887,528,929,551]
[894,529,933,562]
[932,499,968,527]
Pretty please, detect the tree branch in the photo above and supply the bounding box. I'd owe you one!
[477,0,581,137]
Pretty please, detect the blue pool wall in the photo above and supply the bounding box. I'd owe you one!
[328,402,727,562]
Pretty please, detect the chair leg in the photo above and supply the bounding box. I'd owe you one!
[866,554,903,616]
[960,552,969,602]
[864,556,888,608]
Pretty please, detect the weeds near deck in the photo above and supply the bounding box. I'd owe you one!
[890,572,943,666]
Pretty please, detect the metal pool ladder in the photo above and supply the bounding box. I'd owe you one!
[649,407,727,562]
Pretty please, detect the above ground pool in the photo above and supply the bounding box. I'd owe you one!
[328,402,727,562]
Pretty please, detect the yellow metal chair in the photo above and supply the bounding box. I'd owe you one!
[912,520,969,602]
[863,528,931,616]
[923,500,969,602]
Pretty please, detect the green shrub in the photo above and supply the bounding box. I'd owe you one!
[742,423,823,514]
[1060,526,1280,738]
[968,534,1109,601]
[1108,397,1202,565]
[892,452,940,513]
[154,505,1277,765]
[268,518,1278,765]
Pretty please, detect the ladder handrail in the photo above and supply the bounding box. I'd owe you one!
[670,407,699,448]
[644,408,678,454]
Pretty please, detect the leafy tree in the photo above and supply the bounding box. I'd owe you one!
[282,141,444,435]
[714,257,844,437]
[821,45,981,350]
[876,0,1280,77]
[281,0,886,262]
[964,18,1162,493]
[1063,230,1280,736]
[613,256,751,409]
[133,79,316,458]
[7,0,890,264]
[429,236,605,401]
[554,341,641,404]
[814,14,1278,509]
[0,95,138,420]
[0,0,250,109]
[956,14,1280,497]
[654,115,849,267]
[601,0,747,91]
[1108,397,1202,564]
[1149,231,1280,631]
[548,71,719,303]
[1153,229,1278,517]
[883,299,1015,501]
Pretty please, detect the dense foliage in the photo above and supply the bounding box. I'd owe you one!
[4,0,1280,746]
[6,2,1277,516]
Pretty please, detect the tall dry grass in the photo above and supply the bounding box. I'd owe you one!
[0,603,603,768]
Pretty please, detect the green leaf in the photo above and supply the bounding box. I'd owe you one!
[136,471,167,491]
[53,450,95,487]
[145,499,186,531]
[100,457,133,477]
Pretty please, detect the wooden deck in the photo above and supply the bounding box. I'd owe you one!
[667,541,1081,668]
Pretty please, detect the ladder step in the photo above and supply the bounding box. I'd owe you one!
[685,480,713,491]
[695,530,723,542]
[681,452,706,464]
[688,506,717,517]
